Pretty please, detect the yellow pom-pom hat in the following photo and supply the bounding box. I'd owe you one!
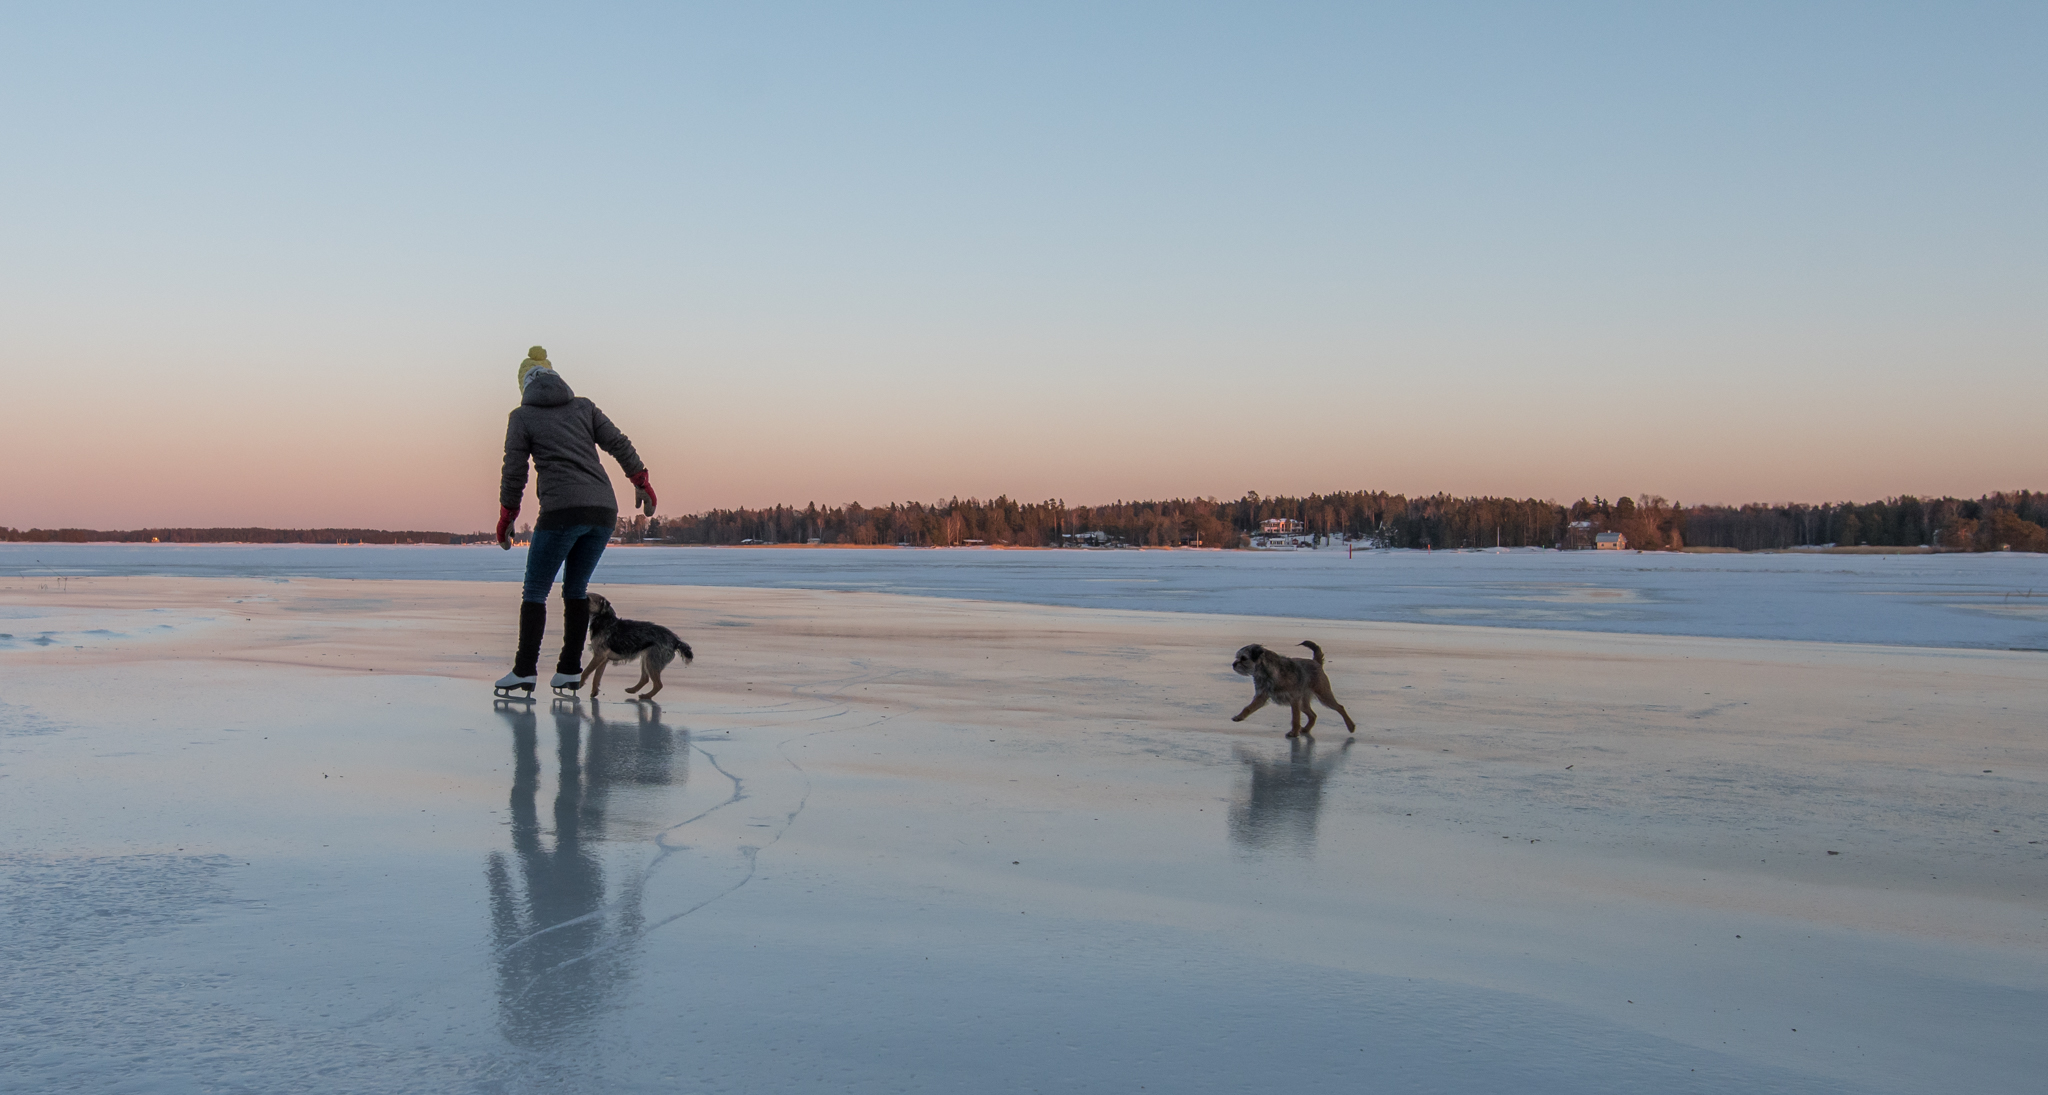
[517,346,556,393]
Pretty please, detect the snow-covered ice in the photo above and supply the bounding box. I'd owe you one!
[7,541,2048,648]
[3,563,2045,1093]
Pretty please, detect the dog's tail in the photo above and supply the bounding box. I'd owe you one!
[659,627,694,665]
[1299,640,1325,666]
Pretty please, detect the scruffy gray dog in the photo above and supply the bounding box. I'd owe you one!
[1230,641,1357,738]
[580,593,693,700]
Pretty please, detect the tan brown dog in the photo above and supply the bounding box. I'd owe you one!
[1230,641,1357,738]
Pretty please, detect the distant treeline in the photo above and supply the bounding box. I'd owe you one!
[6,490,2044,552]
[636,490,2048,552]
[1676,492,2048,552]
[640,493,1570,550]
[0,527,493,545]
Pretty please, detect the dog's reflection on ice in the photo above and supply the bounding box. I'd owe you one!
[486,699,683,1046]
[1229,736,1353,856]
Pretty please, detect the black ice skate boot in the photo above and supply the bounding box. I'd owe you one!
[551,597,591,696]
[494,601,547,699]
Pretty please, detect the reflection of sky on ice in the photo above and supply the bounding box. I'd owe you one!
[7,542,2047,648]
[6,648,2041,1093]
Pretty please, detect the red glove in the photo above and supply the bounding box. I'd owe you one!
[496,505,517,549]
[628,470,656,516]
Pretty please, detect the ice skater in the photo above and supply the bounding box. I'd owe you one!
[493,346,659,699]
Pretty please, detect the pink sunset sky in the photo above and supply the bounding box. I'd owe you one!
[5,6,2042,531]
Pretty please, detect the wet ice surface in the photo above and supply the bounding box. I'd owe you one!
[3,578,2046,1093]
[7,541,2048,649]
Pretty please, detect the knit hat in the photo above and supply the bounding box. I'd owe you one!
[516,346,554,393]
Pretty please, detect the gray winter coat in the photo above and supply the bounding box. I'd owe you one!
[500,371,644,517]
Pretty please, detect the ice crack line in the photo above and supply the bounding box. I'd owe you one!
[493,736,748,961]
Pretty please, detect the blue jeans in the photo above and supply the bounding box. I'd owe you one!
[522,524,610,604]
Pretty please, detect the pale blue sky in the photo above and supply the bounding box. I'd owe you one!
[4,3,2042,528]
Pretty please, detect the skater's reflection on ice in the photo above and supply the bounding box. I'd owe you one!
[485,698,683,1046]
[1229,736,1352,857]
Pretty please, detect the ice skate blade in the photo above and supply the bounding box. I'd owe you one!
[492,686,536,702]
[550,685,581,699]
